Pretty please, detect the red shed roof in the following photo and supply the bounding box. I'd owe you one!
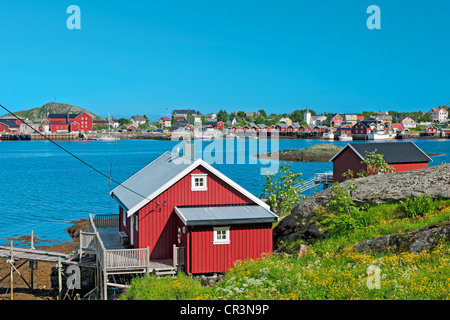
[330,142,432,164]
[391,123,405,130]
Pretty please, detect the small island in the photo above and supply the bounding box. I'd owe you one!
[256,143,343,162]
[256,143,442,163]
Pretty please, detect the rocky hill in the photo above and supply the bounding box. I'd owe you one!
[256,143,343,162]
[2,102,102,121]
[273,163,450,248]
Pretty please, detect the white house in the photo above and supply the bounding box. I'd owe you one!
[227,117,238,126]
[130,115,147,127]
[106,116,120,128]
[429,107,448,123]
[399,116,416,128]
[205,113,217,120]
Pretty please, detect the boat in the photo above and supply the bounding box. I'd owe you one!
[338,134,353,141]
[97,136,117,142]
[97,114,120,142]
[367,127,396,140]
[322,131,334,140]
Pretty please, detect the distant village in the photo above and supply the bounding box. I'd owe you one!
[0,106,449,140]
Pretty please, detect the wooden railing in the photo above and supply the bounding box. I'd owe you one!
[105,249,149,270]
[79,232,96,262]
[84,214,150,272]
[91,214,119,229]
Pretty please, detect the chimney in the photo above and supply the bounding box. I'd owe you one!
[183,141,195,159]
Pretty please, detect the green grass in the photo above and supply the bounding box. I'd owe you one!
[119,199,450,300]
[119,272,208,300]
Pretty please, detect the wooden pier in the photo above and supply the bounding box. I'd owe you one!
[296,171,334,193]
[0,214,182,300]
[0,133,79,141]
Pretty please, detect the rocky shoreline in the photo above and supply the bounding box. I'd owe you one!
[273,163,450,251]
[0,219,89,300]
[256,143,343,162]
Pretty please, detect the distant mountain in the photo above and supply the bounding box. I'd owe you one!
[2,102,103,121]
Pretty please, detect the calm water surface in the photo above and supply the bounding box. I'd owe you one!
[0,138,448,243]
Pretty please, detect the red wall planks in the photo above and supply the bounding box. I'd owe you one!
[391,162,429,172]
[333,147,430,183]
[136,165,256,260]
[333,147,366,183]
[186,223,273,274]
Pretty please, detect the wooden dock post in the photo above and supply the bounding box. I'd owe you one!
[57,257,62,300]
[29,230,34,290]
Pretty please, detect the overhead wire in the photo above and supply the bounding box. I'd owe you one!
[0,104,152,202]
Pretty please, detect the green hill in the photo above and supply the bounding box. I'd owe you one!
[2,102,103,121]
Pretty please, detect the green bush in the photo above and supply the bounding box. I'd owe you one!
[402,196,434,218]
[319,181,371,233]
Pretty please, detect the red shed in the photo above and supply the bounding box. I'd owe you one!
[425,124,438,135]
[110,144,278,274]
[330,142,432,183]
[0,119,20,134]
[326,114,343,127]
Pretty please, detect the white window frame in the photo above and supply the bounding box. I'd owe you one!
[213,226,230,245]
[191,174,207,191]
[122,210,126,226]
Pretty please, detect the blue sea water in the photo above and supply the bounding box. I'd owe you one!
[0,138,448,243]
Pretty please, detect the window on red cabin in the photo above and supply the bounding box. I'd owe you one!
[213,227,230,244]
[191,174,207,191]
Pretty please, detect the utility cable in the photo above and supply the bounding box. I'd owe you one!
[0,104,152,202]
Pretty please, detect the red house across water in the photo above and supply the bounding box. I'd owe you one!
[110,143,278,274]
[49,112,93,133]
[330,142,432,183]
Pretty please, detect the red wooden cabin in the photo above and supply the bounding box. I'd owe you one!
[425,125,438,135]
[0,120,20,134]
[48,112,93,133]
[326,114,343,127]
[330,142,432,183]
[110,144,278,274]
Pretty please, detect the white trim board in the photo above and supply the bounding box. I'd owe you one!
[113,155,272,217]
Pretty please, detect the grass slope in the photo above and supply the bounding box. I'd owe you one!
[3,102,101,121]
[120,199,450,300]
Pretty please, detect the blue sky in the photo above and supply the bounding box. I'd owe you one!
[0,1,449,120]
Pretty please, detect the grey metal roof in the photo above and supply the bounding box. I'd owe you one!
[334,142,432,164]
[110,151,194,213]
[175,205,278,226]
[0,119,19,127]
[48,113,82,119]
[131,115,146,121]
[110,146,274,216]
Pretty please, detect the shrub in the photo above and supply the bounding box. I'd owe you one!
[319,181,371,233]
[260,162,305,215]
[402,196,434,218]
